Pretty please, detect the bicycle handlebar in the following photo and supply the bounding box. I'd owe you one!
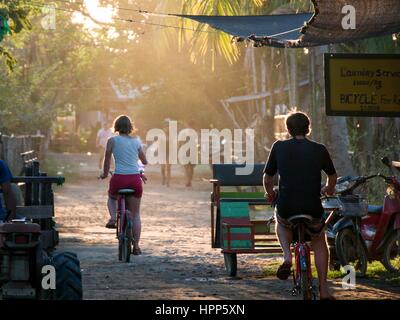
[98,170,147,184]
[320,195,338,201]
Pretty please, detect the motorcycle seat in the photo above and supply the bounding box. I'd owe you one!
[368,205,383,215]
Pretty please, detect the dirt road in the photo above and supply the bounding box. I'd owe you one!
[53,154,400,300]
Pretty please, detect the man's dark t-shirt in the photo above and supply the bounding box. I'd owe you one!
[264,138,336,219]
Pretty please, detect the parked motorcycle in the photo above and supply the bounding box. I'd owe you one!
[323,157,400,276]
[323,177,370,277]
[361,157,400,274]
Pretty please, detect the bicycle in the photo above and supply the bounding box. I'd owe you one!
[290,205,337,300]
[99,171,137,263]
[289,214,317,300]
[116,188,136,263]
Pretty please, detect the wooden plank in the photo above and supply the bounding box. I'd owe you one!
[220,192,265,199]
[223,240,253,249]
[253,244,282,248]
[222,218,252,225]
[12,176,65,184]
[225,233,253,241]
[229,227,253,234]
[223,248,283,254]
[16,206,54,219]
[220,202,249,218]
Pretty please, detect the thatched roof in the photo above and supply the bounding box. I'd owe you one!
[299,0,400,47]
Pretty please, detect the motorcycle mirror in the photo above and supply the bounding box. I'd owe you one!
[381,157,391,167]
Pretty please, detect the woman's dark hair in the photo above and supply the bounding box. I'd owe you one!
[285,111,311,137]
[113,115,134,134]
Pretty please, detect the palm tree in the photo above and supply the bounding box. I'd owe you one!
[179,1,314,161]
[180,0,360,174]
[180,0,312,66]
[180,0,264,66]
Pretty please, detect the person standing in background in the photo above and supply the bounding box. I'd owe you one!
[181,121,198,188]
[161,120,172,187]
[96,122,114,170]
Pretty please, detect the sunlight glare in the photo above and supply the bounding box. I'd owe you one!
[84,0,115,24]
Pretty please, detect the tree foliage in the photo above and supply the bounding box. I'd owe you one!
[0,0,35,69]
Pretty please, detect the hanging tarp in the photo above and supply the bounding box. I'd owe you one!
[176,0,400,48]
[177,13,313,46]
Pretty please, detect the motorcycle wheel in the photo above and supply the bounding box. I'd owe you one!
[335,228,368,277]
[382,231,400,274]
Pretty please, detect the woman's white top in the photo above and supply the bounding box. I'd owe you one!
[112,135,142,175]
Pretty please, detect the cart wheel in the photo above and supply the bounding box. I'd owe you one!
[224,253,237,277]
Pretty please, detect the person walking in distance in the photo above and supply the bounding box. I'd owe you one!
[97,121,114,170]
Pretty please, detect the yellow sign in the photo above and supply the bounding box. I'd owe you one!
[325,54,400,117]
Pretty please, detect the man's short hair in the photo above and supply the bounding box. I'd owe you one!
[285,111,311,137]
[113,115,134,134]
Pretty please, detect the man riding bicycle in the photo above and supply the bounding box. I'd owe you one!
[263,111,337,300]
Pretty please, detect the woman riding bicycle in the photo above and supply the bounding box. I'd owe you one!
[100,115,148,255]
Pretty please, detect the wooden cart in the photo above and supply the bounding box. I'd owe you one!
[210,164,282,276]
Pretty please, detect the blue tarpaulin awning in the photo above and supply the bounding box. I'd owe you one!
[178,13,313,42]
[175,0,400,48]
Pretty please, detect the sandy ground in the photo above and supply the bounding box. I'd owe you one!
[52,153,400,300]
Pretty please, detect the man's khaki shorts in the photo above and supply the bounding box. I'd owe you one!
[275,211,325,238]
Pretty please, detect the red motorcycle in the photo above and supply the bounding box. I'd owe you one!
[361,157,400,273]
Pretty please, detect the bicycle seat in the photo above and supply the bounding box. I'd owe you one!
[368,205,383,215]
[287,214,313,225]
[118,189,135,195]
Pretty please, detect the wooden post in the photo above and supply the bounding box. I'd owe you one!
[24,162,32,206]
[32,161,40,205]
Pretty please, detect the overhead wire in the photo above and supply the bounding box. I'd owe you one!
[30,1,220,34]
[35,1,303,38]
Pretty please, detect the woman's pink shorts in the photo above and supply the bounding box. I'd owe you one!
[109,174,143,199]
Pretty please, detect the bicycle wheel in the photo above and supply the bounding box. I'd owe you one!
[117,214,122,261]
[298,245,313,300]
[300,270,313,300]
[335,228,368,277]
[120,215,132,263]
